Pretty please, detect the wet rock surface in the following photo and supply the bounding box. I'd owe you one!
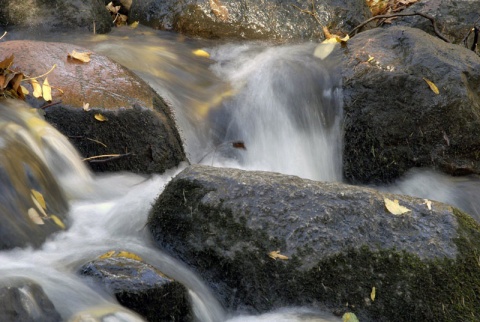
[130,0,370,41]
[148,165,480,321]
[80,255,192,321]
[0,40,186,174]
[0,0,112,34]
[341,26,480,184]
[0,278,61,322]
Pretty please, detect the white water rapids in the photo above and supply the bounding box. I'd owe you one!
[2,26,480,321]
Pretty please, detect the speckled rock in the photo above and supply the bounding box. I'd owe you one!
[148,165,480,321]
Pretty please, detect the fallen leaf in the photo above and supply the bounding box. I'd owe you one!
[106,2,121,14]
[0,54,14,69]
[31,79,42,98]
[42,77,52,101]
[313,43,337,60]
[342,312,359,322]
[423,199,432,211]
[68,50,92,63]
[371,286,376,301]
[232,141,246,150]
[11,73,25,99]
[117,251,143,261]
[31,189,46,210]
[384,198,410,215]
[83,102,90,111]
[130,21,139,29]
[94,113,107,122]
[193,49,210,58]
[50,215,66,229]
[99,250,116,259]
[367,55,375,62]
[268,250,289,260]
[28,208,45,225]
[20,85,29,95]
[30,195,48,219]
[423,77,439,94]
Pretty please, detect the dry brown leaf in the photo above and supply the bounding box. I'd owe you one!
[106,2,121,14]
[68,50,92,63]
[384,198,410,215]
[232,141,246,150]
[210,0,229,21]
[423,77,439,94]
[28,208,45,225]
[94,113,107,122]
[268,250,289,260]
[42,77,52,101]
[0,54,14,70]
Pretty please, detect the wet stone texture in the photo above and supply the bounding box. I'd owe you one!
[0,40,186,174]
[130,0,371,41]
[340,26,480,184]
[148,165,480,321]
[80,256,192,322]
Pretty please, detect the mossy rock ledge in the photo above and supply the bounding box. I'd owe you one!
[0,40,186,174]
[148,165,480,321]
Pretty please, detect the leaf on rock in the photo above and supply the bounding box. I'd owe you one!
[83,102,90,111]
[31,189,47,210]
[42,77,52,101]
[94,113,107,122]
[268,250,289,260]
[130,21,139,29]
[193,49,210,58]
[68,50,92,63]
[384,198,410,215]
[423,199,432,211]
[371,286,376,301]
[367,55,375,62]
[0,54,14,70]
[99,250,116,259]
[117,251,143,261]
[31,79,43,98]
[106,2,121,14]
[423,77,439,94]
[342,312,359,322]
[28,208,45,225]
[20,85,29,95]
[50,215,66,230]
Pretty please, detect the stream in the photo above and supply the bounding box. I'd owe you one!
[2,26,480,321]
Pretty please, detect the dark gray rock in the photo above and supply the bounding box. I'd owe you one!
[341,26,480,184]
[80,254,191,322]
[148,165,480,321]
[0,278,61,322]
[0,0,112,34]
[130,0,370,41]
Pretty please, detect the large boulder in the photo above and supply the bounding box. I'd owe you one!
[340,26,480,184]
[80,251,191,321]
[148,165,480,321]
[0,40,186,174]
[130,0,371,41]
[0,0,112,34]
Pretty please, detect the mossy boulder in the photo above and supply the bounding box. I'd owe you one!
[79,251,191,321]
[0,40,186,174]
[130,0,370,41]
[148,165,480,321]
[341,26,480,184]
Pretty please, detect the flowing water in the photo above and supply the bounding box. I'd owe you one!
[2,26,480,321]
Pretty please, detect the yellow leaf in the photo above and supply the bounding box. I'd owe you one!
[99,250,116,259]
[367,55,375,62]
[268,250,289,260]
[31,79,42,98]
[83,102,90,111]
[116,251,143,261]
[28,208,45,225]
[384,198,410,215]
[50,215,66,230]
[42,77,52,101]
[371,286,376,301]
[342,312,359,322]
[94,113,107,122]
[193,49,210,58]
[423,77,439,94]
[20,85,29,95]
[68,50,92,63]
[130,21,139,29]
[314,43,337,60]
[31,189,46,210]
[423,199,432,211]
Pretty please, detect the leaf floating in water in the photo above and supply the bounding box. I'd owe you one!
[268,250,289,260]
[342,312,359,322]
[28,208,45,225]
[192,49,210,58]
[423,77,439,94]
[423,199,432,211]
[42,77,52,101]
[31,189,47,210]
[232,141,246,150]
[384,198,411,215]
[371,286,376,301]
[50,215,66,230]
[94,113,107,122]
[130,21,139,29]
[68,50,92,63]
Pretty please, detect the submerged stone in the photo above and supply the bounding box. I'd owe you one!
[148,165,480,321]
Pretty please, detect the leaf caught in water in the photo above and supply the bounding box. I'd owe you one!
[31,189,46,210]
[423,77,439,94]
[371,286,376,301]
[42,77,52,101]
[130,21,139,29]
[83,102,90,111]
[268,250,289,260]
[50,215,66,229]
[192,49,210,58]
[28,208,45,225]
[384,198,410,215]
[232,141,246,150]
[342,312,359,322]
[68,50,92,63]
[94,113,107,122]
